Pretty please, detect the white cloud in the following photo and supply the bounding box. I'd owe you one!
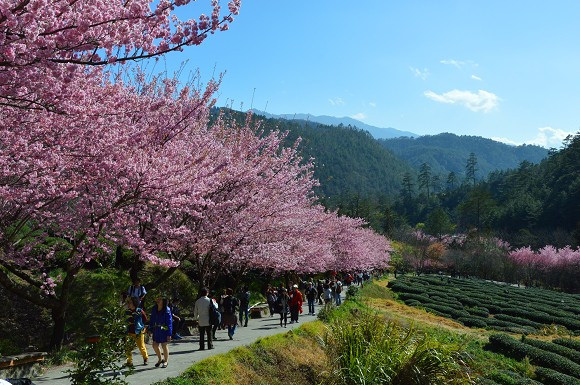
[527,127,575,148]
[410,66,429,80]
[440,59,478,69]
[471,74,482,81]
[491,136,520,146]
[492,127,576,148]
[329,97,345,106]
[369,102,377,108]
[424,89,499,112]
[350,112,366,120]
[440,59,466,69]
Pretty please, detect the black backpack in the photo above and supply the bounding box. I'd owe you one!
[222,296,238,314]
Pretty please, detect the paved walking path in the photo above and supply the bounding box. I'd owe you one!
[32,297,342,385]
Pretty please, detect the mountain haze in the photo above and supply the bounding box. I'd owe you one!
[251,110,418,139]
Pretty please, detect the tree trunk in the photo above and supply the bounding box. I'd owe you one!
[49,304,66,350]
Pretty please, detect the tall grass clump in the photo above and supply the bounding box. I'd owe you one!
[322,310,471,385]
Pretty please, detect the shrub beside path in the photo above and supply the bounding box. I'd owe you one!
[32,299,338,385]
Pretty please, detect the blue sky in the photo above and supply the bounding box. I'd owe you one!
[162,1,580,148]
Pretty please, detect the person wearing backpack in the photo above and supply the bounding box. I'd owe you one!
[220,288,238,340]
[193,288,213,350]
[127,278,147,308]
[125,297,149,367]
[209,290,221,340]
[238,286,251,327]
[334,280,343,306]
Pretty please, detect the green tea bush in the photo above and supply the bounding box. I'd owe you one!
[457,317,487,328]
[486,318,524,328]
[397,293,432,303]
[488,334,580,378]
[534,367,580,385]
[553,338,580,353]
[494,314,543,329]
[457,296,481,307]
[467,307,490,318]
[404,299,422,307]
[522,338,580,363]
[488,370,541,385]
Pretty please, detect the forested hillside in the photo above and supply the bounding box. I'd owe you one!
[232,111,415,199]
[379,133,548,178]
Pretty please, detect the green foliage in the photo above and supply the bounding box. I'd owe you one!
[494,314,543,329]
[68,269,130,341]
[391,275,580,333]
[553,338,580,353]
[345,284,359,299]
[68,301,133,385]
[46,347,75,366]
[457,317,487,328]
[488,334,580,378]
[534,367,580,385]
[322,311,470,385]
[144,267,198,306]
[379,133,547,180]
[521,337,580,363]
[0,338,20,356]
[487,370,541,385]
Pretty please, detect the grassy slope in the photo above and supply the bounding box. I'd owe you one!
[155,321,330,385]
[155,277,556,385]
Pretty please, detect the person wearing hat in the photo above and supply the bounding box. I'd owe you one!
[288,284,303,324]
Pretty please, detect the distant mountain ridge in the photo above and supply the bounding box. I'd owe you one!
[379,133,548,178]
[224,109,549,198]
[251,110,418,139]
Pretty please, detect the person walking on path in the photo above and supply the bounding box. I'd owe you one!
[276,287,289,327]
[238,286,250,327]
[149,296,172,368]
[193,288,213,351]
[316,280,324,305]
[323,283,333,305]
[266,286,276,317]
[127,278,147,308]
[125,297,149,367]
[169,298,184,340]
[289,284,303,324]
[209,291,221,340]
[305,282,317,315]
[334,280,343,306]
[221,288,238,340]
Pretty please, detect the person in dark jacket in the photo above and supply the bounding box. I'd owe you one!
[238,286,251,327]
[220,288,238,340]
[149,296,172,368]
[305,282,318,315]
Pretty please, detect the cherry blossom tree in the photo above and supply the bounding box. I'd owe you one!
[509,245,580,292]
[0,0,241,109]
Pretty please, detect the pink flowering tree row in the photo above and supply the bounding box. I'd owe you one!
[509,246,580,292]
[0,0,392,348]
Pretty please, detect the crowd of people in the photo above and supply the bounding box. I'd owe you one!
[122,272,372,368]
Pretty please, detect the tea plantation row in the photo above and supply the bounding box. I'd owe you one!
[389,275,580,335]
[484,334,580,384]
